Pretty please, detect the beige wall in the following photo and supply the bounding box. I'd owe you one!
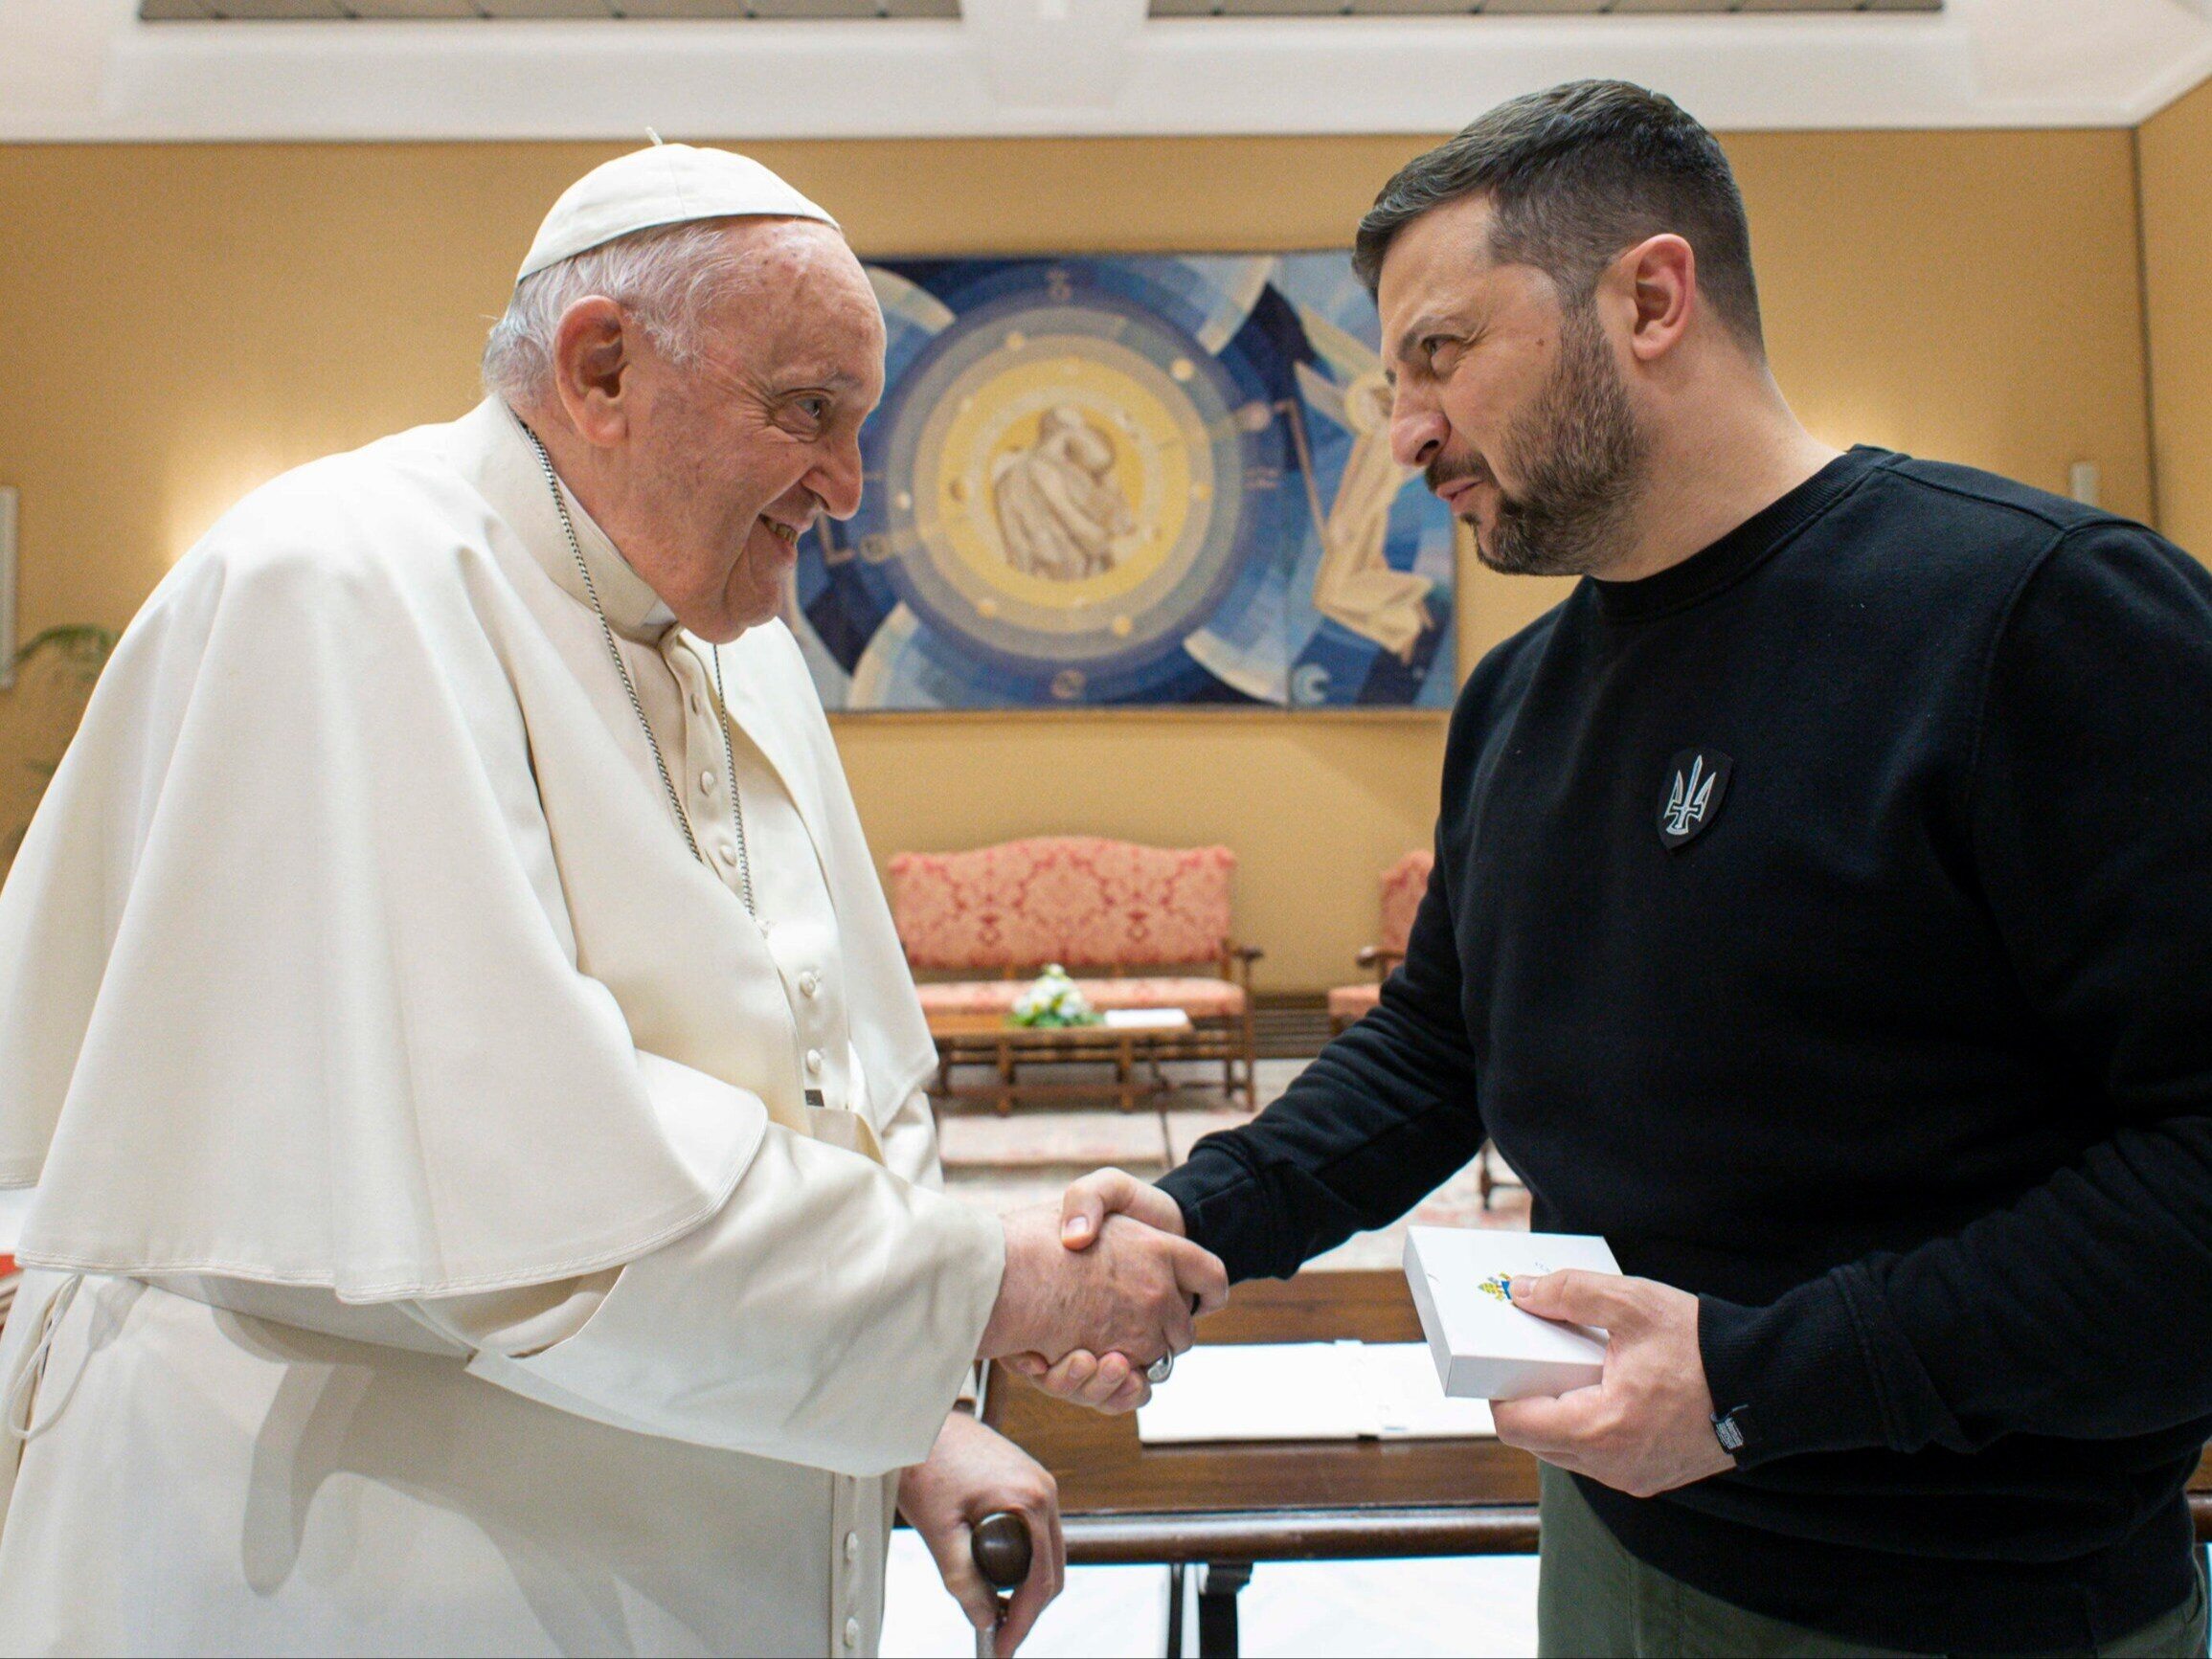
[2143,78,2212,563]
[0,129,2156,985]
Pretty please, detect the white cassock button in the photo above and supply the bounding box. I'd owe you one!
[717,839,737,865]
[700,770,717,795]
[844,1531,859,1563]
[805,1047,824,1076]
[799,970,821,998]
[843,1616,860,1648]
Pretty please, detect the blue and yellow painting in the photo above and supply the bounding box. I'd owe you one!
[788,254,1458,710]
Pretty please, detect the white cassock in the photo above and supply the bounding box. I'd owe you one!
[0,397,1004,1656]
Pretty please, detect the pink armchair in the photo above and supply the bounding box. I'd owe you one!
[1326,848,1505,1208]
[1327,850,1434,1034]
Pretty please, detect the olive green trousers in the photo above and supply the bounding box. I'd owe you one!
[1536,1463,2209,1659]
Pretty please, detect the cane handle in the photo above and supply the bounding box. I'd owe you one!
[972,1510,1032,1591]
[971,1511,1032,1658]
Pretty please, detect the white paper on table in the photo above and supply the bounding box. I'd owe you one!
[1101,1008,1188,1029]
[1135,1341,1495,1445]
[1365,1340,1498,1440]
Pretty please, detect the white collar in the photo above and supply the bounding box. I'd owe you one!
[470,399,679,646]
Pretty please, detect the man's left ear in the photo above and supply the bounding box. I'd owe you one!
[1622,234,1697,364]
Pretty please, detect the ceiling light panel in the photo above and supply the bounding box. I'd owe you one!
[195,0,350,15]
[346,1,489,15]
[473,1,619,15]
[1150,0,1936,12]
[149,0,1932,12]
[147,0,959,13]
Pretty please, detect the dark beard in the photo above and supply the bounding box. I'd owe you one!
[1441,304,1647,577]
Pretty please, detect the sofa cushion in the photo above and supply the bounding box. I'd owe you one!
[1327,982,1383,1022]
[915,976,1248,1020]
[890,836,1235,972]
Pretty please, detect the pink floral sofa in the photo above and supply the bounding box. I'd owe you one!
[1327,849,1434,1032]
[888,835,1260,1107]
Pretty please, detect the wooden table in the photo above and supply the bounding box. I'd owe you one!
[982,1269,2212,1658]
[927,1010,1195,1114]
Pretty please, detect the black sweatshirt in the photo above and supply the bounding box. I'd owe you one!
[1158,449,2212,1654]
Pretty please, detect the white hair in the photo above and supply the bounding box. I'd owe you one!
[481,218,756,412]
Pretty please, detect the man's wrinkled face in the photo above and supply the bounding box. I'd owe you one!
[1377,193,1645,577]
[624,221,886,640]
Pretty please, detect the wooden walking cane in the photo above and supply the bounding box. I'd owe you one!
[970,1510,1033,1659]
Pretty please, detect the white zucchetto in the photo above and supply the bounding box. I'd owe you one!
[516,143,840,284]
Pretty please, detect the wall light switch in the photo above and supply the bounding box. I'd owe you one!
[0,487,16,692]
[2068,461,2100,507]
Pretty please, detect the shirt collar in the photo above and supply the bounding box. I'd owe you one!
[463,398,678,645]
[1587,446,1887,625]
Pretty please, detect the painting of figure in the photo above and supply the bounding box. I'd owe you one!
[991,406,1139,582]
[791,253,1456,710]
[1296,368,1436,662]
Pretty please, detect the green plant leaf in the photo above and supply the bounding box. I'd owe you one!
[12,624,119,677]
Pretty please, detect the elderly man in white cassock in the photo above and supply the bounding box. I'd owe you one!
[0,146,1225,1657]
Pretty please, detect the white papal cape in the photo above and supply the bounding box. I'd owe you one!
[0,399,1004,1656]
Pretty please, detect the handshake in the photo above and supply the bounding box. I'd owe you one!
[978,1170,1225,1415]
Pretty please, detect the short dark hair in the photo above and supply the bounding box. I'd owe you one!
[1353,79,1764,350]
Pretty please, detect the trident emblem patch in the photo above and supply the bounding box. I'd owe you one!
[1658,749,1732,851]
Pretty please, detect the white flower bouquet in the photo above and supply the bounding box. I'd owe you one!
[1007,963,1101,1028]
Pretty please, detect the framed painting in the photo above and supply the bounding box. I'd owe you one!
[790,254,1456,711]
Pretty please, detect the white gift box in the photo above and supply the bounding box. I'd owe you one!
[1403,1225,1623,1402]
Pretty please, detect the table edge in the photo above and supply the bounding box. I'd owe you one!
[1056,1492,2212,1565]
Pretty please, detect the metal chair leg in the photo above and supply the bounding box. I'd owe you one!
[1196,1561,1252,1657]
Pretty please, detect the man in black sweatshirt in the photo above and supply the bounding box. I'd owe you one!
[1023,81,2212,1656]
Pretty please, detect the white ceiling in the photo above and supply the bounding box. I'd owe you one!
[1,0,2207,141]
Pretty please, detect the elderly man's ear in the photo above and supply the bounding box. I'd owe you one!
[550,296,637,448]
